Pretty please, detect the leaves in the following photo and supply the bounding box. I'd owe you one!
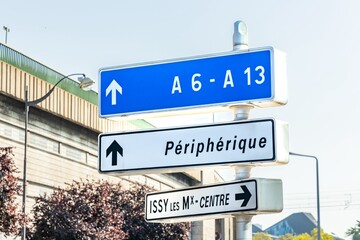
[346,221,360,240]
[28,179,189,240]
[253,232,272,240]
[0,147,22,236]
[277,228,334,240]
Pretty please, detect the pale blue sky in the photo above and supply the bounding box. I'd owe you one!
[2,0,360,238]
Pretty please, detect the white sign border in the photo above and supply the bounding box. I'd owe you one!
[98,118,289,175]
[145,179,258,222]
[98,46,287,118]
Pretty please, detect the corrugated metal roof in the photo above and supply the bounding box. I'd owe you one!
[0,43,97,105]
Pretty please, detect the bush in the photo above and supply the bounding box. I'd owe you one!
[28,179,189,240]
[0,147,22,236]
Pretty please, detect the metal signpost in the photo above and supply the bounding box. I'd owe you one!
[145,178,283,222]
[98,20,290,240]
[99,47,287,118]
[98,118,288,175]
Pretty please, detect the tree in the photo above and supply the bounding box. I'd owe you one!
[0,147,22,236]
[253,232,272,240]
[279,228,333,240]
[119,183,189,240]
[347,221,360,240]
[28,179,189,240]
[311,228,333,240]
[294,233,312,240]
[279,233,295,240]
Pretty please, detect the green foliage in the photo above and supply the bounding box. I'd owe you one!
[280,233,295,240]
[311,228,333,240]
[294,233,312,240]
[253,232,272,240]
[0,147,22,236]
[278,228,334,240]
[347,221,360,240]
[28,179,189,240]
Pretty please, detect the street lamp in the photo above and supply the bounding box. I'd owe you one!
[289,152,321,240]
[21,73,94,240]
[3,26,10,44]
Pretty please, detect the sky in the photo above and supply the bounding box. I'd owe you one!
[1,0,360,238]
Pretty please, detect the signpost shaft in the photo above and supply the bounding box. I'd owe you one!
[232,20,253,240]
[232,105,254,240]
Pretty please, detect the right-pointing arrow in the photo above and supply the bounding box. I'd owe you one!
[106,140,123,166]
[106,80,123,105]
[235,185,252,207]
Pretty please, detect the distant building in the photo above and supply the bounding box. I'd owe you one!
[265,212,317,236]
[264,212,345,240]
[253,224,263,234]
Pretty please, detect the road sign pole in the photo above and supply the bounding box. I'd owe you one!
[232,20,254,240]
[232,106,254,240]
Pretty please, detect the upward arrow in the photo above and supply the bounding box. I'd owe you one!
[106,140,123,166]
[106,80,122,105]
[235,185,252,207]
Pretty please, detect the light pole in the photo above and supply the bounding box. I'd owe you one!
[289,152,321,240]
[3,26,10,44]
[21,73,94,240]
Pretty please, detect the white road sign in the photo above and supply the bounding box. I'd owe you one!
[145,178,283,222]
[98,118,288,175]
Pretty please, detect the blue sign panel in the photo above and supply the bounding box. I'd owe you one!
[99,47,285,117]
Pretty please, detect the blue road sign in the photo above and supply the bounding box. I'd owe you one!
[99,47,287,117]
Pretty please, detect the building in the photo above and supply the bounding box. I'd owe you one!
[265,212,317,236]
[265,212,344,240]
[0,43,234,239]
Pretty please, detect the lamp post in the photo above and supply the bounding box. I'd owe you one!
[21,73,94,240]
[289,152,321,240]
[3,26,10,44]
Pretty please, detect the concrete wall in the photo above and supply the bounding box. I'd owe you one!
[0,93,190,208]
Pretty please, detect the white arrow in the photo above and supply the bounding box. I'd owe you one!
[106,80,122,105]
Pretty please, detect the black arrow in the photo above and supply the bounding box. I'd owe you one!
[235,185,252,207]
[106,140,123,166]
